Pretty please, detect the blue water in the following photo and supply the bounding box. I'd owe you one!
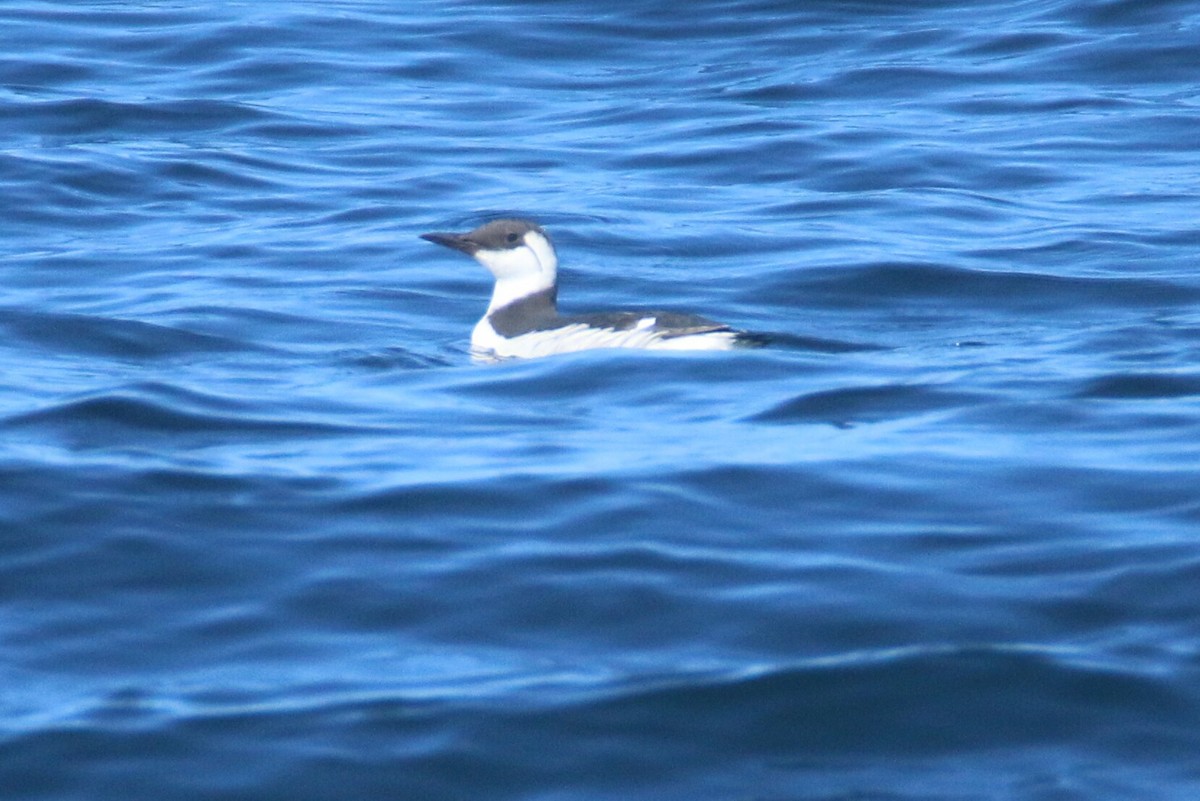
[3,1,1200,798]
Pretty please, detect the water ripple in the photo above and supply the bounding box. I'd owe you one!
[4,0,1200,798]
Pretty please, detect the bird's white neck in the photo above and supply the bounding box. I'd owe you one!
[487,273,557,312]
[476,230,559,313]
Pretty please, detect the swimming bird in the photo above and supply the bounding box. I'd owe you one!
[421,218,758,360]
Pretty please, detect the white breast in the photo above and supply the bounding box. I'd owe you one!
[471,318,738,361]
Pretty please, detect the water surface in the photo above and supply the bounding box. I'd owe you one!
[3,1,1200,799]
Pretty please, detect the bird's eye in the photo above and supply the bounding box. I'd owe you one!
[506,232,520,244]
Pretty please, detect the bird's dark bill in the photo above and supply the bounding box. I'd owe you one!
[420,232,479,255]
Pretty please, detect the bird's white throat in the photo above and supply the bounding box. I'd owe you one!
[476,230,559,313]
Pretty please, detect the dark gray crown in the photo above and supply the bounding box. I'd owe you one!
[466,218,545,251]
[421,218,546,256]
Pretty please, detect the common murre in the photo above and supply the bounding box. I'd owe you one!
[421,218,759,360]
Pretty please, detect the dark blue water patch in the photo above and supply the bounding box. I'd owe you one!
[1076,372,1200,400]
[338,346,454,370]
[1000,543,1200,637]
[943,93,1130,116]
[149,304,345,351]
[1090,112,1200,156]
[1082,550,1200,625]
[0,5,207,31]
[563,647,1198,757]
[0,459,338,538]
[0,464,342,648]
[2,647,1195,801]
[801,148,1066,194]
[782,261,1200,315]
[0,310,258,361]
[748,382,989,426]
[735,64,1014,106]
[963,233,1200,279]
[3,383,367,451]
[756,332,887,354]
[332,474,634,531]
[984,463,1200,536]
[1055,0,1200,30]
[150,157,281,192]
[0,58,95,89]
[953,29,1083,60]
[1,523,251,615]
[0,152,165,227]
[3,97,272,139]
[236,116,372,142]
[439,348,781,404]
[1079,319,1200,369]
